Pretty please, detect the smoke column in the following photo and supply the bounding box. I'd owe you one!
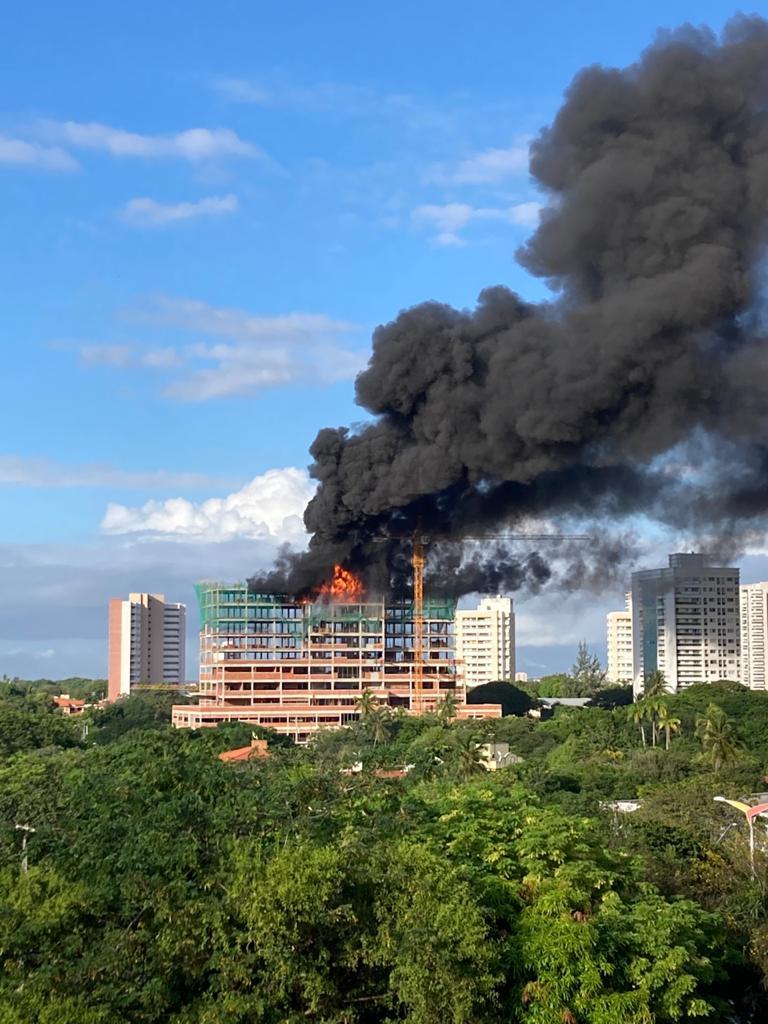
[251,16,768,598]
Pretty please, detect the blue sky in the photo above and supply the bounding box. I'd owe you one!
[0,0,758,678]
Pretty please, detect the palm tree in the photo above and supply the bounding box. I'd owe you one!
[437,689,459,727]
[644,697,667,748]
[451,732,486,782]
[356,688,377,723]
[695,703,741,770]
[643,669,668,699]
[367,705,392,747]
[655,702,681,750]
[628,702,648,748]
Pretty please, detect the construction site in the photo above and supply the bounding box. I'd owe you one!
[171,558,502,742]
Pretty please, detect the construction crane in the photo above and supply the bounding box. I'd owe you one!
[410,530,589,712]
[412,529,426,713]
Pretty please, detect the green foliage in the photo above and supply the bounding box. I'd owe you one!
[436,688,460,725]
[467,680,533,716]
[589,685,633,709]
[533,672,599,698]
[571,639,607,691]
[533,672,575,696]
[1,684,768,1021]
[0,675,107,702]
[643,669,669,698]
[695,703,742,771]
[0,705,83,757]
[89,692,189,744]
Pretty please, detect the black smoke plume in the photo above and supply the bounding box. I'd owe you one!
[251,16,768,599]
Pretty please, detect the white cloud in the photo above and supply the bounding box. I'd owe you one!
[0,135,78,171]
[211,76,398,117]
[78,343,133,368]
[427,143,530,185]
[140,347,183,368]
[411,203,474,246]
[213,77,273,104]
[73,296,367,400]
[78,343,183,369]
[0,455,234,490]
[123,295,367,400]
[139,296,356,342]
[119,193,239,227]
[101,466,314,542]
[41,121,263,162]
[502,201,542,228]
[412,201,541,246]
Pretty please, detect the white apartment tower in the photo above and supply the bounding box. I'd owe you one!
[606,592,633,683]
[631,554,739,695]
[108,593,186,702]
[455,596,515,688]
[740,582,768,690]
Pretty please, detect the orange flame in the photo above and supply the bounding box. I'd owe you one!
[318,564,365,601]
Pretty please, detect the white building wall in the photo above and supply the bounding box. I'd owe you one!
[631,554,740,695]
[607,617,633,682]
[455,596,515,687]
[740,582,768,690]
[607,592,633,683]
[162,603,186,683]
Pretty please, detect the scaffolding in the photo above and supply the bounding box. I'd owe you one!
[176,582,499,742]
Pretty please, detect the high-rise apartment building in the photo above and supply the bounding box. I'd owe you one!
[740,582,768,690]
[108,593,186,702]
[171,583,500,743]
[454,596,515,688]
[631,554,739,695]
[606,592,633,683]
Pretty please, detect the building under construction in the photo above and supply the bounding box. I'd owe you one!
[171,577,501,743]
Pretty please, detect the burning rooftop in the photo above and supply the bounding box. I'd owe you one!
[316,564,366,602]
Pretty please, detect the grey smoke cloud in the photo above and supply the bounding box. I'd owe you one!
[252,16,768,598]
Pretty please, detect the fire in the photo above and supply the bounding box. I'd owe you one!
[318,564,365,601]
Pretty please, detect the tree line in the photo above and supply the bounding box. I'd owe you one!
[1,677,768,1021]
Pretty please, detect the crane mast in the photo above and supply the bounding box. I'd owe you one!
[411,528,425,713]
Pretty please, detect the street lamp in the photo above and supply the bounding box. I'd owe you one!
[713,797,768,877]
[14,823,36,874]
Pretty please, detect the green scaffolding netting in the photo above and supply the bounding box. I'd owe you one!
[195,583,456,632]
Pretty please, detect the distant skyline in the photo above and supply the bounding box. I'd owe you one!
[2,0,763,679]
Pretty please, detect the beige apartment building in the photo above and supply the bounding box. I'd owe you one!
[740,582,768,690]
[108,593,186,702]
[455,596,515,687]
[606,593,633,683]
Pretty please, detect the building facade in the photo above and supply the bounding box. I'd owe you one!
[108,593,186,702]
[454,596,515,688]
[171,582,501,743]
[740,582,768,690]
[631,554,740,695]
[606,592,633,683]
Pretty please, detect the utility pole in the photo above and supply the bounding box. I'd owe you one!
[15,823,36,874]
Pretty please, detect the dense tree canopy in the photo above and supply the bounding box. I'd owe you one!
[1,681,767,1021]
[466,680,533,716]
